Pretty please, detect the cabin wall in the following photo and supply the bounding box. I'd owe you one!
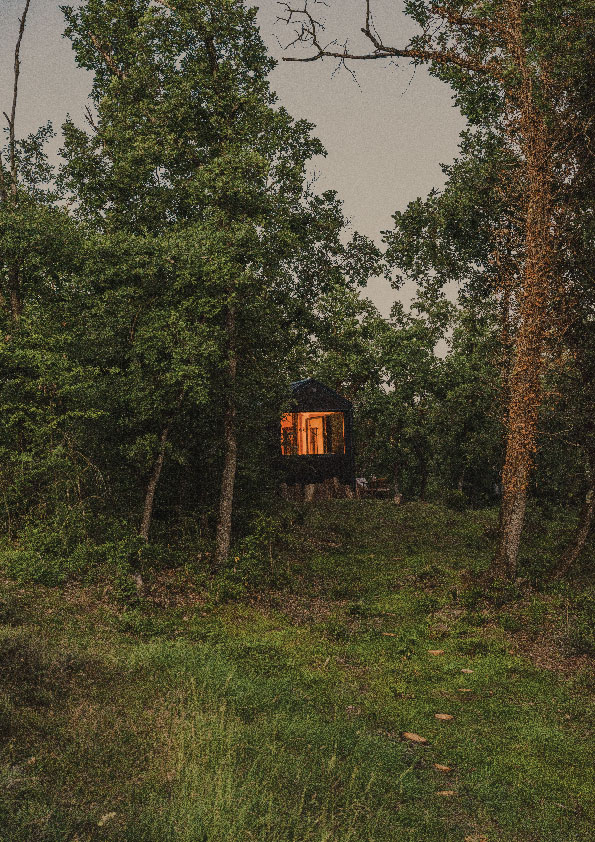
[276,381,356,495]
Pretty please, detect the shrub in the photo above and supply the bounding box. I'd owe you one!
[208,512,293,602]
[443,489,468,511]
[0,547,67,587]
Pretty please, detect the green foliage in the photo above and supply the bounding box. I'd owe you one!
[0,0,379,572]
[0,511,90,586]
[443,489,468,511]
[208,511,296,601]
[1,0,592,603]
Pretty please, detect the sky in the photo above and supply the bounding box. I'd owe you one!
[0,0,465,315]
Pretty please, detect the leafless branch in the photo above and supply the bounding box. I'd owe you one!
[330,49,362,89]
[4,0,32,200]
[278,0,504,80]
[84,105,98,132]
[0,161,6,203]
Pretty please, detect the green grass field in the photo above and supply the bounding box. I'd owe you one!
[1,502,593,841]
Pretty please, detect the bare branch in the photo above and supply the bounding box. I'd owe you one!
[279,1,504,81]
[330,50,362,89]
[0,0,32,323]
[6,0,32,199]
[84,105,98,132]
[0,161,6,203]
[360,14,504,80]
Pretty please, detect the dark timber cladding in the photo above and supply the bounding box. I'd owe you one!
[278,378,355,489]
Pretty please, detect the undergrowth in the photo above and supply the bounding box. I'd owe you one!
[0,502,593,841]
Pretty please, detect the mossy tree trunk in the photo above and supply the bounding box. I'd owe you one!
[139,424,170,543]
[215,303,238,566]
[492,1,553,580]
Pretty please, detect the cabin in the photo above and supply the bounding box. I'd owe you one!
[278,378,355,500]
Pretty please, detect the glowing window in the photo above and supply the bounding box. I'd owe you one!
[281,412,345,456]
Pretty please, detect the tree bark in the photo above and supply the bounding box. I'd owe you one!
[492,1,553,580]
[1,1,31,324]
[550,450,595,581]
[139,424,169,543]
[418,456,428,501]
[492,177,550,578]
[8,267,21,324]
[215,304,238,566]
[393,461,403,504]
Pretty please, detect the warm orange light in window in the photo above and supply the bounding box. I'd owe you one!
[281,412,345,456]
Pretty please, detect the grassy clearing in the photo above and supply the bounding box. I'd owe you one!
[0,502,593,841]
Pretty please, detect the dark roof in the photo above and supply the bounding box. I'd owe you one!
[289,378,352,411]
[290,378,312,390]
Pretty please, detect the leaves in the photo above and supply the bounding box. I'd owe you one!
[35,0,375,548]
[401,732,428,744]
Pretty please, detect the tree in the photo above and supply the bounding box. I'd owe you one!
[432,304,503,504]
[61,0,375,563]
[0,0,31,324]
[384,132,513,505]
[279,0,593,578]
[0,1,90,559]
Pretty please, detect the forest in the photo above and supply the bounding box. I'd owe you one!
[0,1,594,841]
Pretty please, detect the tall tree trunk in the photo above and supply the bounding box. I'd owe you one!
[215,304,238,566]
[393,461,403,504]
[8,267,21,324]
[418,457,428,501]
[0,1,31,324]
[550,450,595,581]
[457,470,465,494]
[139,424,169,543]
[493,268,547,578]
[492,1,553,580]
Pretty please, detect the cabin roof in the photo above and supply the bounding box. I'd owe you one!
[289,378,351,411]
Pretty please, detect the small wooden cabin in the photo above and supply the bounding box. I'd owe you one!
[278,378,355,499]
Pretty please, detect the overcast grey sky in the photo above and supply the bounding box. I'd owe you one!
[0,0,465,314]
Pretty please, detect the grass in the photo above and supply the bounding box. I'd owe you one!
[0,501,593,841]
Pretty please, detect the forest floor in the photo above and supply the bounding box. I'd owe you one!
[1,501,594,841]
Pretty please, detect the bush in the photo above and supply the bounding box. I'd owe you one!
[0,509,94,586]
[498,612,523,632]
[0,547,67,587]
[0,512,151,592]
[209,513,293,602]
[443,489,468,511]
